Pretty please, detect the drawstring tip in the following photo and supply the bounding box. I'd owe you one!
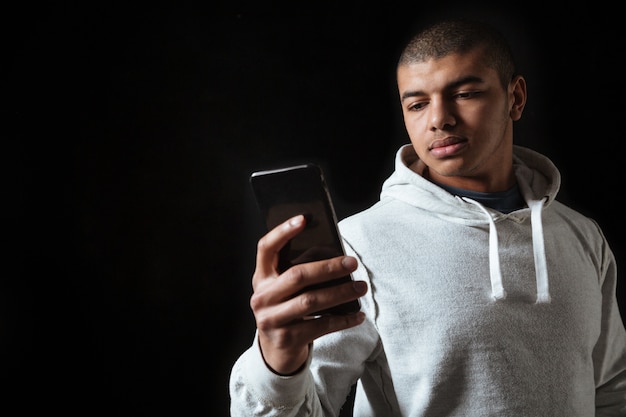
[536,293,551,304]
[491,289,507,301]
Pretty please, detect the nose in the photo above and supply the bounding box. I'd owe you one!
[429,98,456,131]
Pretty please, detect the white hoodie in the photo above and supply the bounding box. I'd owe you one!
[229,144,626,416]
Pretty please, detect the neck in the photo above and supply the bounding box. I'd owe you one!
[423,166,516,193]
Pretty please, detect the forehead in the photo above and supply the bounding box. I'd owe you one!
[397,48,497,93]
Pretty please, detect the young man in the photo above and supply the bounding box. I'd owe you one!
[229,18,626,416]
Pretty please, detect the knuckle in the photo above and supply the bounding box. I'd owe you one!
[256,236,270,252]
[298,291,317,310]
[255,312,275,332]
[252,268,269,286]
[322,259,337,275]
[249,293,262,312]
[284,266,306,287]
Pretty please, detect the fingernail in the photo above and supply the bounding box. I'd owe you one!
[289,215,304,227]
[353,281,367,293]
[342,256,357,270]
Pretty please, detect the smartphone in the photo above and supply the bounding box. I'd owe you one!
[249,163,361,316]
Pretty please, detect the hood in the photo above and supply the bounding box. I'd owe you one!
[381,144,562,303]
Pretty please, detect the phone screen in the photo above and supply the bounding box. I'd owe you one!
[250,163,360,316]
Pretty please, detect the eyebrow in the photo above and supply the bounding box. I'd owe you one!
[400,75,485,102]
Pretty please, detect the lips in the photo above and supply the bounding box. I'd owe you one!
[430,136,465,149]
[429,136,468,157]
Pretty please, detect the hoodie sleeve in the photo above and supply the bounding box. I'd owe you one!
[229,322,379,417]
[229,241,381,417]
[593,228,626,416]
[229,332,323,417]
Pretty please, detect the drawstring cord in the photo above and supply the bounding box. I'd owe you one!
[528,199,551,303]
[463,198,506,301]
[463,197,551,303]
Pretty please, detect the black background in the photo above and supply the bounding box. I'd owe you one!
[5,2,624,416]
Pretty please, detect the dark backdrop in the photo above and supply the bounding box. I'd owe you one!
[5,2,624,416]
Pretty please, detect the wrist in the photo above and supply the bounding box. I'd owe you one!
[258,338,311,375]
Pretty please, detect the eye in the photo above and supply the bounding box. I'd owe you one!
[407,101,428,111]
[454,91,481,99]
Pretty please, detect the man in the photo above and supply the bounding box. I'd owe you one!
[229,18,626,416]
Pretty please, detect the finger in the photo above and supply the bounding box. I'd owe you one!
[309,310,366,339]
[254,215,306,279]
[260,310,367,349]
[282,277,366,319]
[280,255,358,297]
[255,255,358,312]
[253,277,366,328]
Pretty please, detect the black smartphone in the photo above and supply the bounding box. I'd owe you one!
[249,163,361,316]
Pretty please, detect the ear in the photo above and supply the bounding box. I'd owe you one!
[509,75,527,121]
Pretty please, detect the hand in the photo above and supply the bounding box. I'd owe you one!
[250,214,367,375]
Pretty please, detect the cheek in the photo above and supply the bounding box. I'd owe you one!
[403,114,426,142]
[405,126,427,152]
[464,104,506,134]
[479,100,509,124]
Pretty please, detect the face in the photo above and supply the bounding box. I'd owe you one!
[397,47,526,192]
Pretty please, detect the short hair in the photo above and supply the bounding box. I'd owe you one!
[397,18,516,89]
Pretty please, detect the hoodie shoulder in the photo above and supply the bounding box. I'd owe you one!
[512,145,561,206]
